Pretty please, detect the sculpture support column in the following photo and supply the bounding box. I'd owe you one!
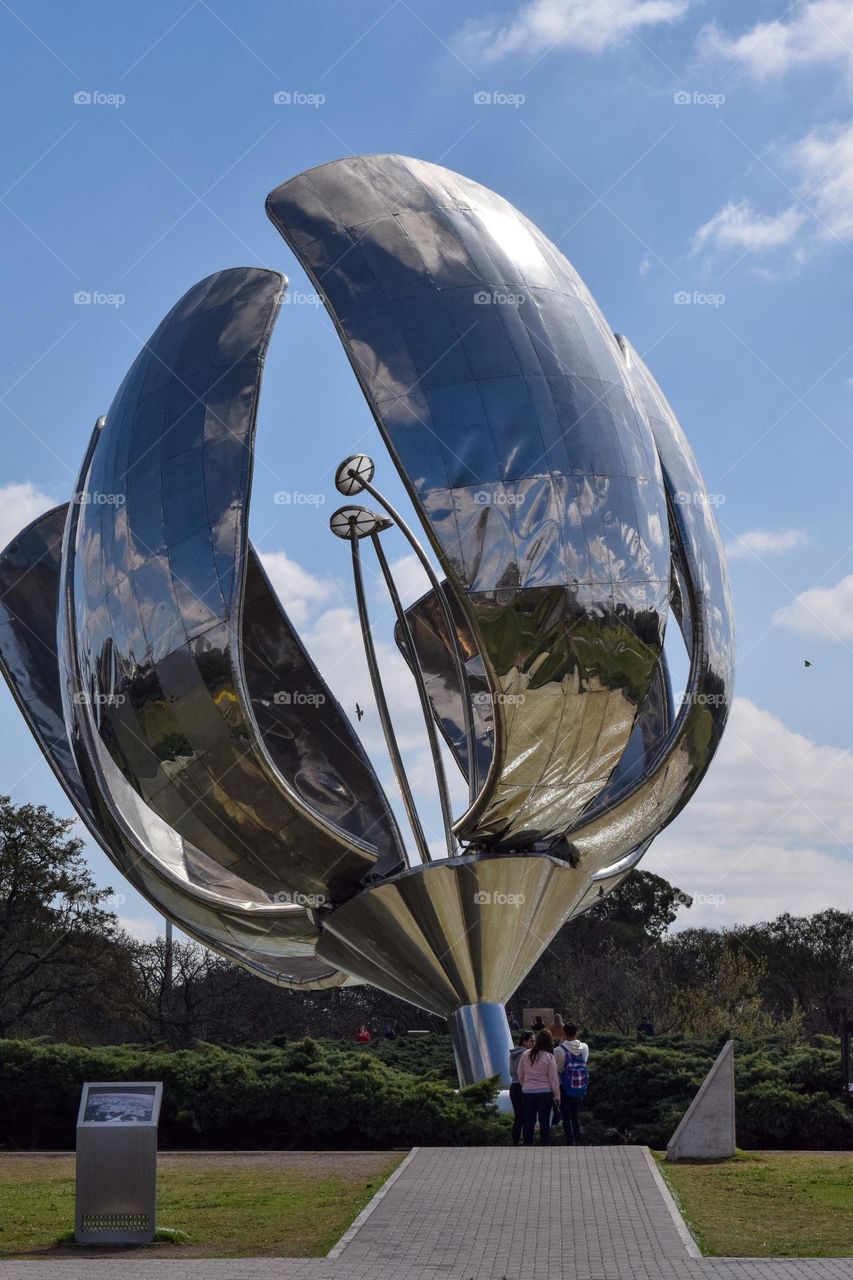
[448,1002,513,1087]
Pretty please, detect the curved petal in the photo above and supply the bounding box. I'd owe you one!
[0,504,354,989]
[560,337,734,863]
[266,156,671,849]
[66,267,403,904]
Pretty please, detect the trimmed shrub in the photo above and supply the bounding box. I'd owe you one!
[0,1033,849,1150]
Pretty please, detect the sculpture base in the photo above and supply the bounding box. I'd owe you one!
[448,1002,513,1087]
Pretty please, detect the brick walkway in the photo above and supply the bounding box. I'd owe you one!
[4,1146,852,1279]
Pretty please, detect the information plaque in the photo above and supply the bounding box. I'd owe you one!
[75,1081,163,1244]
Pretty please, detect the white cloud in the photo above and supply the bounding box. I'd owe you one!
[691,200,806,255]
[259,550,336,626]
[689,121,853,265]
[725,528,808,561]
[0,481,55,553]
[774,573,853,640]
[647,697,853,926]
[790,121,853,240]
[699,2,853,81]
[381,553,431,608]
[457,0,690,60]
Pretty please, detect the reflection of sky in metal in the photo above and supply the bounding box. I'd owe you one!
[0,156,732,1004]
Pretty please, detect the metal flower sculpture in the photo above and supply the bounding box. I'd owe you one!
[0,156,733,1084]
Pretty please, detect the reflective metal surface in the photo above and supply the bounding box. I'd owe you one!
[0,503,353,989]
[66,268,403,906]
[267,156,671,848]
[448,1003,514,1088]
[558,336,735,866]
[0,156,733,1068]
[316,853,594,1012]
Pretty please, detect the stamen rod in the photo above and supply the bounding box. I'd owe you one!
[348,519,430,865]
[354,474,480,803]
[371,532,458,859]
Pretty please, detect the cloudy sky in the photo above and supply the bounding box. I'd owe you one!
[1,0,852,940]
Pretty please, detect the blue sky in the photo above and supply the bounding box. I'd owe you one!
[2,0,853,938]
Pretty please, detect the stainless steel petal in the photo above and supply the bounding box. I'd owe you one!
[0,504,354,990]
[315,853,593,1016]
[560,337,735,863]
[67,267,403,904]
[395,581,494,786]
[266,156,670,848]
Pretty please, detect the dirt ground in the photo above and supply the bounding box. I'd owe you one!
[0,1150,400,1179]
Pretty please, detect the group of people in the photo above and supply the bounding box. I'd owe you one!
[509,1015,589,1146]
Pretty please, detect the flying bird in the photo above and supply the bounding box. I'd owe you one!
[804,660,813,668]
[355,702,364,721]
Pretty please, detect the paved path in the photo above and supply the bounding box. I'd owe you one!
[4,1146,852,1279]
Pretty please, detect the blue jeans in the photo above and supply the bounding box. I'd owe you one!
[509,1082,524,1144]
[561,1091,582,1143]
[522,1091,553,1145]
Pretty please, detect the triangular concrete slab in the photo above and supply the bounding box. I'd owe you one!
[667,1038,735,1161]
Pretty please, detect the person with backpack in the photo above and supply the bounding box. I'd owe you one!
[508,1030,534,1145]
[558,1022,589,1145]
[516,1029,561,1145]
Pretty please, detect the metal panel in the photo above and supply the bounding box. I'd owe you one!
[0,505,355,990]
[65,268,404,905]
[266,156,671,848]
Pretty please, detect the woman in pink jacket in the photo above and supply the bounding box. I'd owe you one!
[516,1029,561,1145]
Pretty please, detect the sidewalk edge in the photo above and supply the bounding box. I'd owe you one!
[640,1146,703,1259]
[326,1146,420,1259]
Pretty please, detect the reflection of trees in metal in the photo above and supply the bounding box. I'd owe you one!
[0,157,733,1082]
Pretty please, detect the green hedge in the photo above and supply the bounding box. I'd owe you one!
[0,1037,504,1150]
[1,1034,850,1150]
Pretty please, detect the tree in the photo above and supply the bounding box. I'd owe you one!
[0,795,121,1036]
[591,869,685,942]
[735,911,853,1034]
[513,871,685,1020]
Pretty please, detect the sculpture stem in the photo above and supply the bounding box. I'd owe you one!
[448,1001,513,1087]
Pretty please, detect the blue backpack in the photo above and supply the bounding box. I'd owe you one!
[560,1049,589,1097]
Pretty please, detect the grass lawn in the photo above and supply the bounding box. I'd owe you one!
[0,1151,403,1259]
[658,1151,853,1257]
